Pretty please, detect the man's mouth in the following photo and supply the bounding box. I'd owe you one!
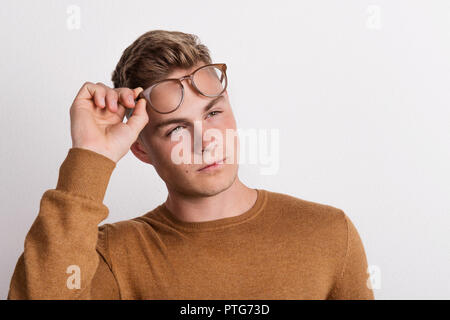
[197,157,227,172]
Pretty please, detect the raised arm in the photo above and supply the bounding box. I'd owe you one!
[8,81,148,299]
[8,148,120,299]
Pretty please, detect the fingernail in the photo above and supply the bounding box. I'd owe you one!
[128,96,134,104]
[101,97,106,106]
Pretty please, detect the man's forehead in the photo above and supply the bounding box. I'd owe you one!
[166,62,207,78]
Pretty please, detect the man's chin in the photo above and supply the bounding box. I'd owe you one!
[176,171,237,197]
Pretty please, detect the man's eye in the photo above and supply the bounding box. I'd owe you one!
[207,110,222,118]
[167,126,184,136]
[166,111,222,136]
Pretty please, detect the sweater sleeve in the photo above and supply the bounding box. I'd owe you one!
[328,213,375,300]
[7,148,120,299]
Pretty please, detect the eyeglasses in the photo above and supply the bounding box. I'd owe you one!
[126,63,228,117]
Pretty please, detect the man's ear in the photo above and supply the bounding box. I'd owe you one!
[130,137,153,165]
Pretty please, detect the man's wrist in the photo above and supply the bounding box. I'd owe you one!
[56,147,116,202]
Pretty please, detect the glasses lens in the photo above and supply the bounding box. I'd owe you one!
[193,65,226,96]
[149,80,183,113]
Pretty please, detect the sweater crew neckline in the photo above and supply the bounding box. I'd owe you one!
[156,188,267,232]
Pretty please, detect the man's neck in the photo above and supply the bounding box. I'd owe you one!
[163,179,258,223]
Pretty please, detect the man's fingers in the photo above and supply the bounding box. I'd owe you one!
[93,84,107,109]
[125,95,149,136]
[117,88,136,109]
[74,82,143,114]
[75,81,96,101]
[133,87,144,99]
[105,89,119,112]
[76,82,106,109]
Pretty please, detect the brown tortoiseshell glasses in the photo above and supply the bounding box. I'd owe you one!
[126,63,228,117]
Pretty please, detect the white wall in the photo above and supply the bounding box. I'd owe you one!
[0,0,449,299]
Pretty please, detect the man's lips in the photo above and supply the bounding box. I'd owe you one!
[197,157,227,171]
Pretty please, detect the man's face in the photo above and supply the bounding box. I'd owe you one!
[130,62,240,197]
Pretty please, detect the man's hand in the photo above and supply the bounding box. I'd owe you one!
[69,82,148,163]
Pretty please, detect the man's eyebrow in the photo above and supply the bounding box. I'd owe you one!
[153,95,225,131]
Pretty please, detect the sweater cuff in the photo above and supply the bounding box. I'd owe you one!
[56,147,116,202]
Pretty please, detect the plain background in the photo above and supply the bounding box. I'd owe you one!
[1,0,449,299]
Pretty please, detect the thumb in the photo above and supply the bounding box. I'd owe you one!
[125,97,149,137]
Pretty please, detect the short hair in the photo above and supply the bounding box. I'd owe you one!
[111,30,212,121]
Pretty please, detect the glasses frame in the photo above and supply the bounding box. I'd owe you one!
[127,63,228,117]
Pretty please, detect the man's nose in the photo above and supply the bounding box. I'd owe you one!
[192,124,218,156]
[181,77,219,156]
[192,126,207,156]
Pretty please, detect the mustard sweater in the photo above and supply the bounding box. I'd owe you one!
[7,148,374,300]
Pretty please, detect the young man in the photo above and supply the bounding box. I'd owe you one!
[8,30,374,300]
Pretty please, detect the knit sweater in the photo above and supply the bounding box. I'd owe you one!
[7,147,374,300]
